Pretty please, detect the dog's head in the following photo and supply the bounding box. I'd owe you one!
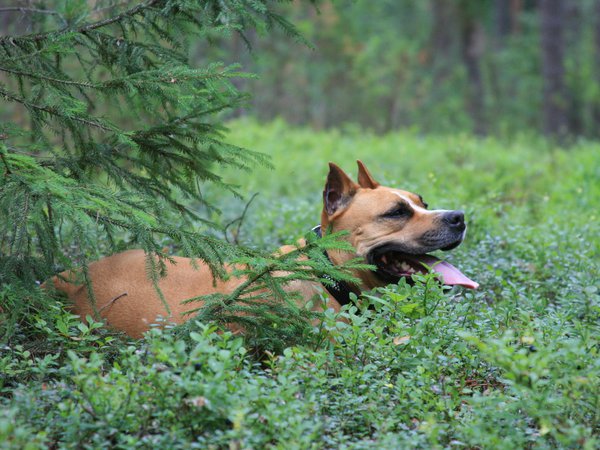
[321,161,477,290]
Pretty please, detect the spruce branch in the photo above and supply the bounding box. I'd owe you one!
[0,65,95,88]
[0,0,162,43]
[0,7,59,16]
[78,0,161,34]
[184,231,371,319]
[0,1,322,346]
[224,192,259,244]
[0,144,11,175]
[0,86,115,131]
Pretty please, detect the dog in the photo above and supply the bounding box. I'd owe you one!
[48,161,477,338]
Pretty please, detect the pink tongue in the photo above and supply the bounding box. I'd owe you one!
[412,255,479,289]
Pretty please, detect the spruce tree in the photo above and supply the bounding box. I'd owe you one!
[0,0,301,283]
[0,0,363,344]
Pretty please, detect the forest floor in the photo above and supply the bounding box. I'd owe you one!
[1,120,599,449]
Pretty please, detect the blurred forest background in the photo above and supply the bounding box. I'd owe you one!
[197,0,600,138]
[2,0,599,138]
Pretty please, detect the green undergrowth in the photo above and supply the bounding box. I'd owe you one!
[1,121,599,448]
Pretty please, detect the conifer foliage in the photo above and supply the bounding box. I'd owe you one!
[0,0,303,284]
[0,1,363,344]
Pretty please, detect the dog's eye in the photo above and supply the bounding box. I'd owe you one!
[383,203,413,218]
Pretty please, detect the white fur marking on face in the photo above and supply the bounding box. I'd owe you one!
[392,191,426,212]
[392,191,451,215]
[392,191,412,203]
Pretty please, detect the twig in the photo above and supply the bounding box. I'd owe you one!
[0,86,114,131]
[0,0,162,43]
[224,192,259,244]
[82,404,98,418]
[90,1,137,17]
[98,292,128,313]
[79,0,161,33]
[0,153,11,175]
[0,65,94,88]
[0,7,59,15]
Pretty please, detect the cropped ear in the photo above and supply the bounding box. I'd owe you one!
[323,163,359,216]
[356,160,380,189]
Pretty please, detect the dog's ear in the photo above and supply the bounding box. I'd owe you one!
[323,163,359,216]
[356,160,380,189]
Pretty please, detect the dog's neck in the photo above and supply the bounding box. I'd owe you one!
[312,225,357,305]
[316,221,383,294]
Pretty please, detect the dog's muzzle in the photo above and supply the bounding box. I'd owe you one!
[366,211,477,289]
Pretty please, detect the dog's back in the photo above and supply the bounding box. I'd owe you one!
[50,249,237,338]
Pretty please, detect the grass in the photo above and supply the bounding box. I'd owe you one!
[1,119,599,449]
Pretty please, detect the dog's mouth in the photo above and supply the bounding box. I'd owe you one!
[368,246,478,289]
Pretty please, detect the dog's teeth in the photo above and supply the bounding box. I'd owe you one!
[400,262,411,272]
[381,255,388,264]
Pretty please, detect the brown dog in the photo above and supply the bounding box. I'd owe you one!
[49,161,477,338]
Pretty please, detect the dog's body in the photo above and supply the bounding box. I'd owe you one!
[49,161,477,338]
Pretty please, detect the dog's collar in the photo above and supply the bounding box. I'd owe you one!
[312,225,355,306]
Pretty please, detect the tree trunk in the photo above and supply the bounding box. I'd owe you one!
[458,7,487,135]
[511,0,524,33]
[563,0,581,134]
[429,0,457,100]
[496,0,512,43]
[431,0,455,56]
[593,0,600,135]
[229,31,252,118]
[540,0,568,137]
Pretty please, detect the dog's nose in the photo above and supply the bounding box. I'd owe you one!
[443,210,465,231]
